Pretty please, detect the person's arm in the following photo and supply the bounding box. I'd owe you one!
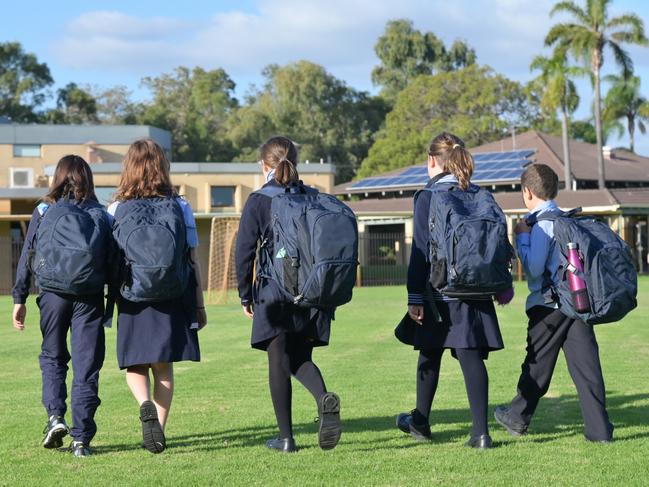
[406,191,431,324]
[12,207,41,330]
[190,248,207,329]
[516,220,552,280]
[235,195,262,318]
[178,198,207,329]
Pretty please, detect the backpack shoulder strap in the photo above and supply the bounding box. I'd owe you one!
[255,185,285,198]
[529,207,580,225]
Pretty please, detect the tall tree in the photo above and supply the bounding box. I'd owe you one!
[139,67,238,161]
[371,19,476,102]
[227,61,388,181]
[546,0,648,188]
[93,85,140,124]
[603,75,649,152]
[0,42,53,122]
[530,49,586,190]
[46,82,98,124]
[359,65,534,177]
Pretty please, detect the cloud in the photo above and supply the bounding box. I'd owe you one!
[51,0,647,93]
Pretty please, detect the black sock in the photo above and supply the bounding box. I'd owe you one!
[267,334,293,439]
[415,349,443,424]
[455,348,489,437]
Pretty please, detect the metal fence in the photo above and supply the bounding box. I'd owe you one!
[0,236,26,295]
[357,232,408,286]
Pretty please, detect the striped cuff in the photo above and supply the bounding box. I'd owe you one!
[407,293,424,305]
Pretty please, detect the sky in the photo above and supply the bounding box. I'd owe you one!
[3,0,649,155]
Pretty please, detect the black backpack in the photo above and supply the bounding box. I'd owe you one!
[112,197,190,302]
[418,184,514,297]
[32,196,111,295]
[534,208,637,324]
[256,182,358,309]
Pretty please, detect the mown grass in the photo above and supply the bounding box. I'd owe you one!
[1,278,648,486]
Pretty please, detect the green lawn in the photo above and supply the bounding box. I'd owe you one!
[1,279,648,486]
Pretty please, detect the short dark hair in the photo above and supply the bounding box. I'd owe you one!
[521,164,559,200]
[44,155,97,204]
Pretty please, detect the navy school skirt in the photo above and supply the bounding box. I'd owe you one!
[116,294,200,369]
[395,299,504,359]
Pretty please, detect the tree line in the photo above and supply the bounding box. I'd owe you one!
[1,1,647,186]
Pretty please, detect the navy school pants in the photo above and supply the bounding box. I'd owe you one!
[38,292,105,444]
[510,306,613,441]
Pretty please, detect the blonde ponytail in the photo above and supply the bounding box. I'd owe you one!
[428,132,474,190]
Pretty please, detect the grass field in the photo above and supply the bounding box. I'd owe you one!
[1,279,648,486]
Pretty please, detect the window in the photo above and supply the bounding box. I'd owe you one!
[210,186,235,208]
[13,144,41,157]
[9,168,34,188]
[95,187,117,206]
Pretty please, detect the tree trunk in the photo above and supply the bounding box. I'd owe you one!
[593,50,605,189]
[561,105,573,190]
[628,114,635,153]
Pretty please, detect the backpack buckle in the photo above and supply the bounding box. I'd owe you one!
[293,294,304,304]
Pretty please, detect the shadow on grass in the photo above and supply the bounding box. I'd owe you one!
[93,391,649,454]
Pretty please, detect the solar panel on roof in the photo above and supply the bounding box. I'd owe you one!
[401,167,427,176]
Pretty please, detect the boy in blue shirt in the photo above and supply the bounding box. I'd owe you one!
[494,164,613,443]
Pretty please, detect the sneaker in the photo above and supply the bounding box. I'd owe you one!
[494,406,528,436]
[396,410,432,441]
[139,401,166,454]
[318,392,342,451]
[69,440,92,457]
[42,415,69,449]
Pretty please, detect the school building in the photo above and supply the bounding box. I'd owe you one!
[335,130,649,285]
[0,123,335,293]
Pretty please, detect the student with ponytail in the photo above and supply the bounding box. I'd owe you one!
[395,132,507,449]
[235,136,342,453]
[12,155,111,457]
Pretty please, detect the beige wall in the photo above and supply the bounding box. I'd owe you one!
[0,143,131,188]
[91,171,334,213]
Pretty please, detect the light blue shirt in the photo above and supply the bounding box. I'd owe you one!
[107,197,199,248]
[516,200,560,311]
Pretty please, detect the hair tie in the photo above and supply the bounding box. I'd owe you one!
[452,143,461,150]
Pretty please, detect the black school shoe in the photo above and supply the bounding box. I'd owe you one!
[139,401,166,454]
[42,415,69,449]
[396,410,432,441]
[69,440,92,457]
[465,434,493,449]
[266,437,297,453]
[494,406,528,437]
[318,392,342,451]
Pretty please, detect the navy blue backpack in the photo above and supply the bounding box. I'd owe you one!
[257,182,358,309]
[112,198,190,302]
[32,196,111,295]
[534,208,637,324]
[418,184,514,297]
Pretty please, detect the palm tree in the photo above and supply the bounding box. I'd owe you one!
[546,0,648,189]
[530,49,586,190]
[603,75,649,152]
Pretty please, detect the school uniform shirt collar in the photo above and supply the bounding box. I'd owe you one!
[265,169,276,183]
[425,172,453,188]
[528,200,558,217]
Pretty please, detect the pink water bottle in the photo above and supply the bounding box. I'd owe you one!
[567,242,591,313]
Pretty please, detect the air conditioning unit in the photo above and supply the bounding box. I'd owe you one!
[10,168,35,188]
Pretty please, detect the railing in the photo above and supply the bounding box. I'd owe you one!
[357,232,408,286]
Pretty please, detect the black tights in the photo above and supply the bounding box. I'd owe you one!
[267,332,327,438]
[414,348,489,437]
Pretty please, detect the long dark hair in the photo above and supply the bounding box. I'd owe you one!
[259,136,299,186]
[44,155,98,203]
